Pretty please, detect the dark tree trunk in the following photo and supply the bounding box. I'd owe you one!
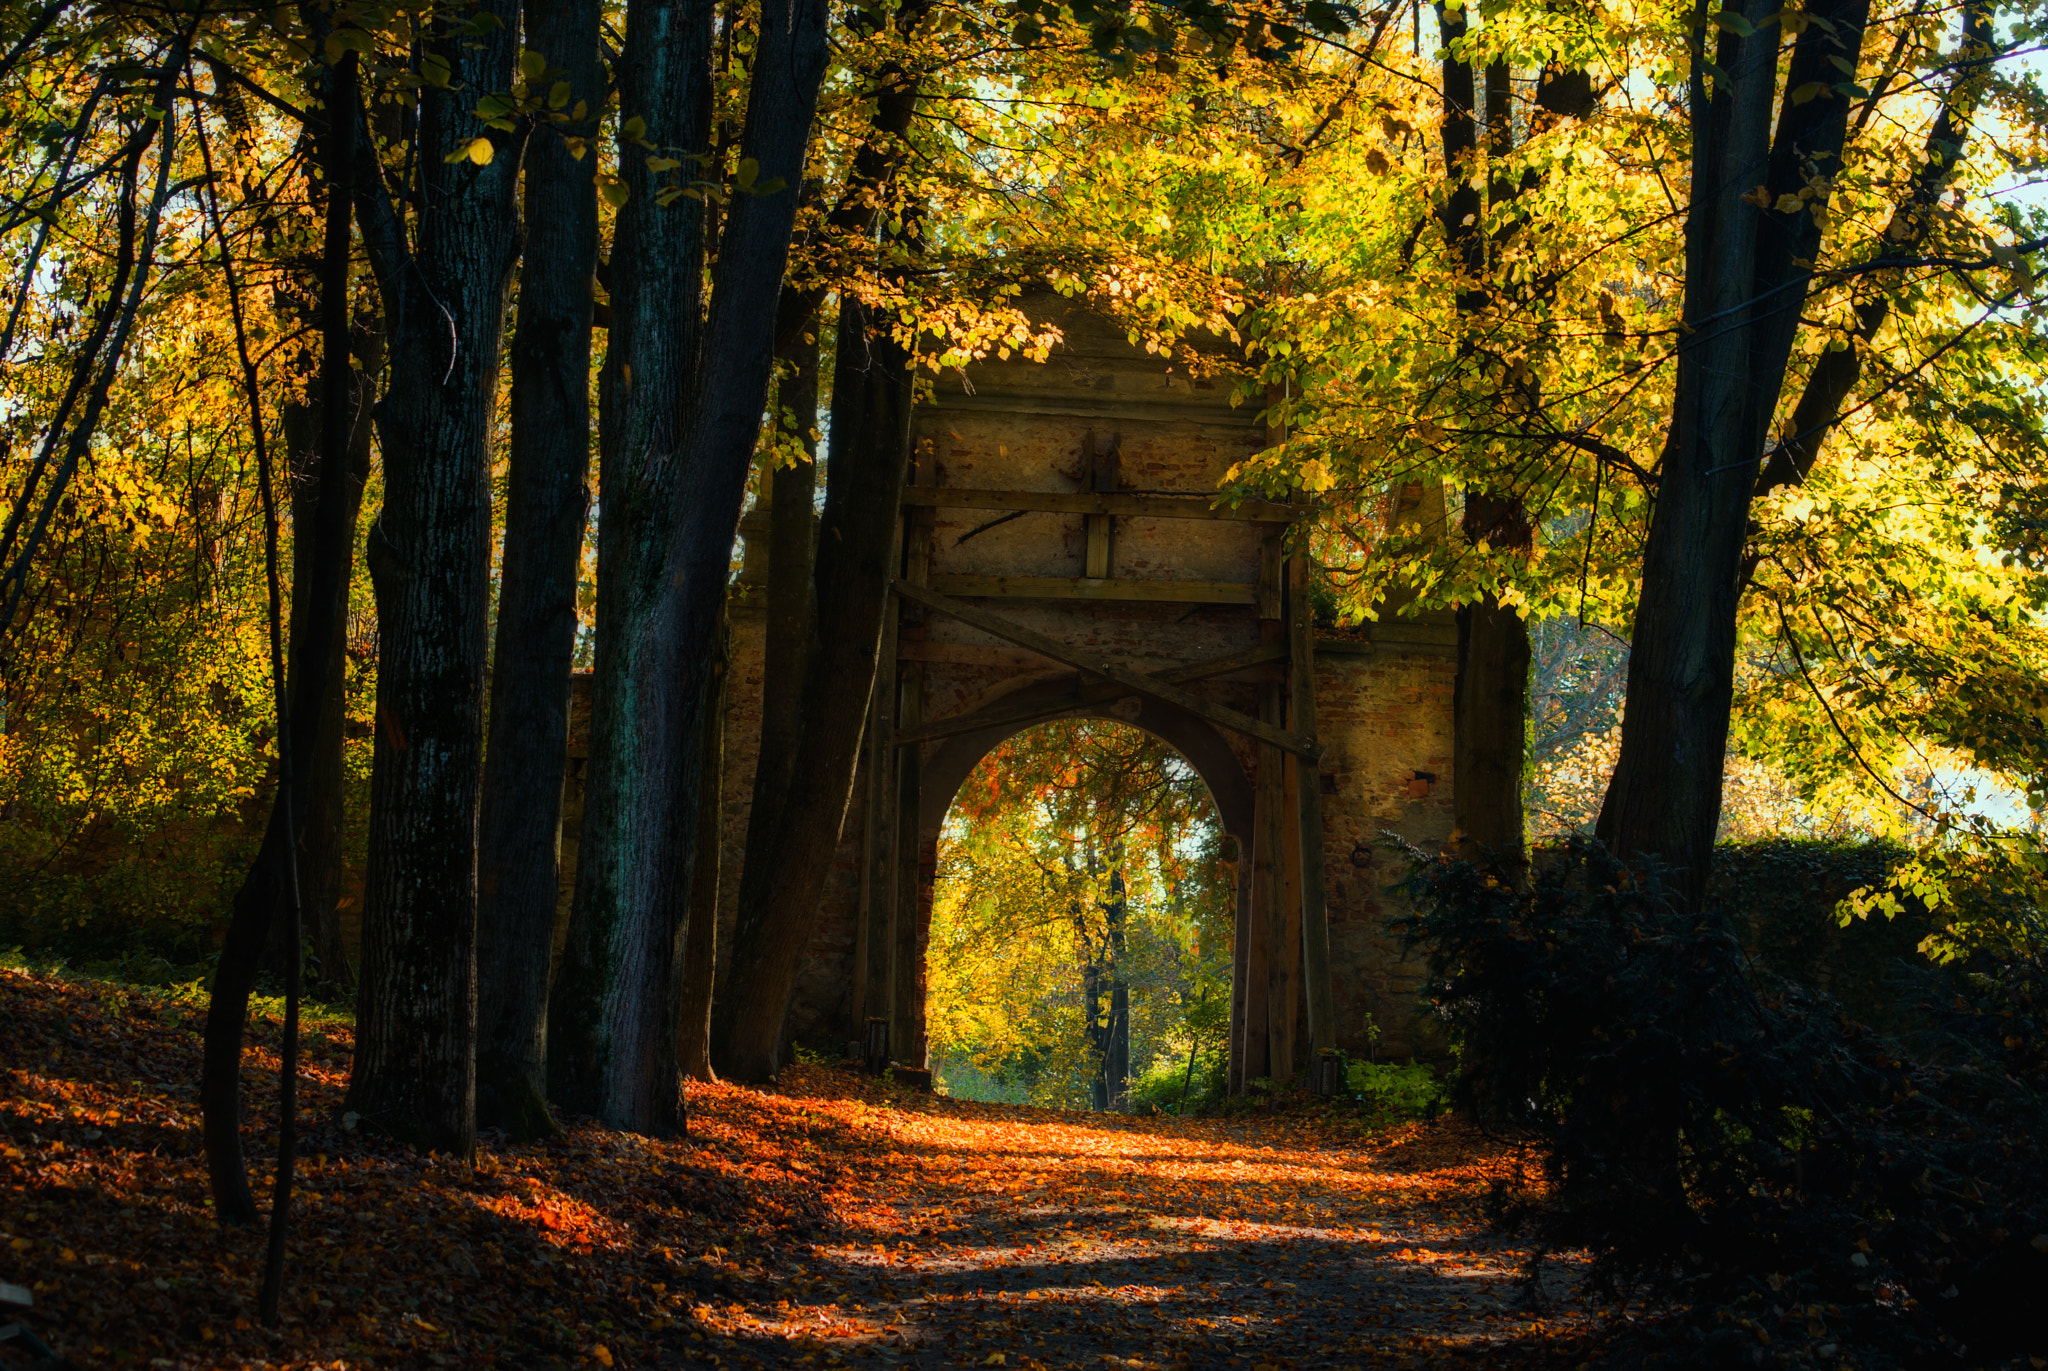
[1438,7,1530,861]
[1454,496,1531,855]
[474,0,602,1143]
[677,601,729,1083]
[709,11,928,1078]
[1756,1,1992,499]
[277,352,376,992]
[741,292,821,857]
[711,291,915,1081]
[203,50,364,1223]
[551,0,828,1131]
[1596,0,1870,902]
[549,0,716,1135]
[346,1,525,1154]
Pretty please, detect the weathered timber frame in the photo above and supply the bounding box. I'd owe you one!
[871,474,1339,1094]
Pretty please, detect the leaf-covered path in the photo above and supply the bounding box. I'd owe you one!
[0,966,1610,1369]
[692,1072,1601,1369]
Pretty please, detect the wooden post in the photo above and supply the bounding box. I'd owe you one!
[1227,835,1252,1093]
[890,462,934,1070]
[1290,552,1338,1058]
[1259,677,1294,1081]
[1083,431,1119,577]
[891,667,922,1067]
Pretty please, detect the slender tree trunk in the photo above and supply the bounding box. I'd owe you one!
[1454,497,1531,855]
[551,0,828,1130]
[204,50,362,1222]
[1596,0,1870,902]
[1756,1,1992,498]
[677,600,729,1083]
[549,0,715,1134]
[474,0,602,1143]
[280,359,376,993]
[1105,869,1129,1111]
[708,4,928,1077]
[712,290,915,1080]
[740,291,820,865]
[346,1,524,1154]
[1438,16,1531,859]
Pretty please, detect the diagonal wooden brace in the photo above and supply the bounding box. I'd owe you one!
[891,581,1323,760]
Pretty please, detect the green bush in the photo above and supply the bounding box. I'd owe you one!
[1396,836,2048,1365]
[1342,1057,1445,1120]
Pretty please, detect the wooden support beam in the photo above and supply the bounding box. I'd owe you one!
[893,581,1322,760]
[928,574,1257,606]
[891,662,923,1068]
[1257,677,1292,1081]
[1290,554,1338,1057]
[892,641,1287,747]
[901,486,1307,522]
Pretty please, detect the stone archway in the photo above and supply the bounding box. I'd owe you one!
[709,291,1462,1089]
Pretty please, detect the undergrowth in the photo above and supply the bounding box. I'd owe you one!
[1394,836,2048,1368]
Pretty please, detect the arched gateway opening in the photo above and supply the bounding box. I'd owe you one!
[923,714,1243,1109]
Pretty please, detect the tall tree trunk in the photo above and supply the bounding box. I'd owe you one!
[1756,1,1993,499]
[711,290,915,1080]
[1105,869,1129,1111]
[739,292,821,867]
[1439,16,1531,859]
[677,600,729,1083]
[551,0,829,1130]
[474,0,602,1143]
[1595,0,1871,902]
[710,7,927,1078]
[203,49,363,1223]
[278,346,377,993]
[549,0,716,1135]
[346,0,524,1154]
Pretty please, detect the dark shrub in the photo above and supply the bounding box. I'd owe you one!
[1394,837,2048,1366]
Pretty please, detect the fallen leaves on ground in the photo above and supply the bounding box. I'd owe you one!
[1,966,1622,1368]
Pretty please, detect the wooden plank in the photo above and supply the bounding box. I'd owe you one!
[893,581,1322,759]
[893,641,1288,747]
[891,661,923,1067]
[1289,555,1337,1057]
[902,486,1306,522]
[929,574,1257,606]
[896,641,1062,670]
[1257,677,1292,1082]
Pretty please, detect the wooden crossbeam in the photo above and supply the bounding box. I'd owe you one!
[929,574,1256,605]
[892,582,1321,759]
[893,641,1287,747]
[901,486,1307,522]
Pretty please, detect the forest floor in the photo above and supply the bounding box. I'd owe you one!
[1,964,1624,1370]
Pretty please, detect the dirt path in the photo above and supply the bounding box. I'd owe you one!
[1,970,1606,1369]
[680,1071,1602,1369]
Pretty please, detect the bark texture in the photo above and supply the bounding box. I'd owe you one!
[346,1,524,1154]
[710,8,927,1079]
[474,0,602,1143]
[551,0,829,1130]
[677,603,729,1083]
[1595,0,1871,902]
[712,292,916,1081]
[549,0,716,1135]
[203,50,363,1222]
[740,293,821,867]
[1438,7,1531,860]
